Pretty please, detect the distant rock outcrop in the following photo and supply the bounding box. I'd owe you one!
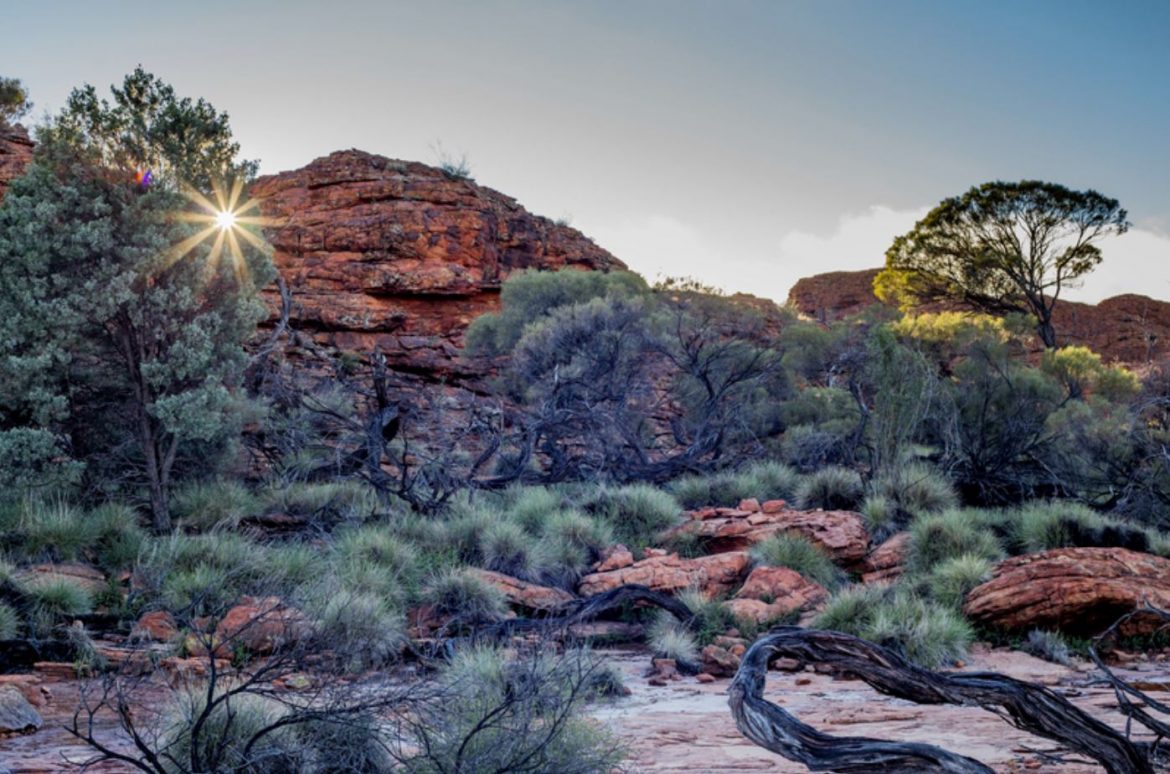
[0,124,34,203]
[251,150,625,383]
[787,267,1170,364]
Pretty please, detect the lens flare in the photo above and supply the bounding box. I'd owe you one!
[166,178,274,281]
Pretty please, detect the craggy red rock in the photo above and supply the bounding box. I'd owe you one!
[860,532,910,584]
[466,568,575,612]
[724,566,829,625]
[214,596,311,655]
[594,544,635,572]
[964,547,1170,636]
[250,150,625,383]
[576,551,751,598]
[131,610,179,642]
[661,508,869,566]
[0,124,34,204]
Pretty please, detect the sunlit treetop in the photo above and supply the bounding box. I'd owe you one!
[0,77,33,127]
[36,66,256,192]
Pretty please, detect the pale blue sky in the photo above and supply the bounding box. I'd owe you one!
[7,1,1170,302]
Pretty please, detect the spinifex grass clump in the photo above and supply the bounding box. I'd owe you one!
[906,509,1005,574]
[749,533,844,590]
[795,466,864,511]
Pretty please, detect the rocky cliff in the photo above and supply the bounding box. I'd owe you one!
[0,124,34,202]
[250,150,625,383]
[788,268,1170,364]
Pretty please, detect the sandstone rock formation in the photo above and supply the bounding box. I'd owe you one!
[577,551,751,598]
[964,547,1170,636]
[0,684,42,735]
[467,568,575,612]
[0,124,34,204]
[859,532,910,584]
[725,566,828,624]
[788,268,1170,364]
[661,507,869,566]
[250,150,625,383]
[213,596,311,654]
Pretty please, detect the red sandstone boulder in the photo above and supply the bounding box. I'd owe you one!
[0,124,34,205]
[577,551,751,598]
[594,544,635,572]
[214,596,311,655]
[466,568,575,612]
[660,508,869,566]
[132,610,179,642]
[964,547,1170,636]
[724,566,829,624]
[860,532,910,584]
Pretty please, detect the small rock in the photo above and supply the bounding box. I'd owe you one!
[761,499,787,513]
[738,498,761,513]
[696,673,716,683]
[700,644,741,677]
[0,685,42,735]
[648,677,668,687]
[132,610,178,642]
[795,676,812,686]
[594,544,635,572]
[771,657,802,672]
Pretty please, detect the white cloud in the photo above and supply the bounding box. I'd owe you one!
[1070,228,1170,303]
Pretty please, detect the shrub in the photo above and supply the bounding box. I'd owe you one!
[860,494,900,543]
[160,563,235,616]
[667,475,716,510]
[1006,500,1154,555]
[926,554,992,610]
[266,543,328,587]
[1023,629,1071,666]
[424,568,508,629]
[795,466,864,511]
[781,423,849,471]
[0,601,20,639]
[580,484,682,549]
[318,591,405,668]
[647,615,700,666]
[404,645,625,773]
[16,499,96,561]
[817,586,972,668]
[677,587,736,644]
[505,486,565,533]
[537,510,613,588]
[750,534,843,589]
[906,509,1005,574]
[171,479,261,531]
[138,532,269,613]
[261,480,380,527]
[480,519,543,580]
[25,578,93,622]
[869,463,958,520]
[159,690,301,771]
[439,504,496,564]
[668,462,800,510]
[88,503,146,572]
[334,526,419,602]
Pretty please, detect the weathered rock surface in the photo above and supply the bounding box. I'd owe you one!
[0,123,34,204]
[724,566,828,624]
[577,551,751,598]
[251,150,625,383]
[788,267,1170,365]
[860,531,910,584]
[214,596,311,654]
[131,610,179,642]
[593,544,635,572]
[663,507,869,565]
[964,547,1170,636]
[467,568,575,612]
[0,685,42,735]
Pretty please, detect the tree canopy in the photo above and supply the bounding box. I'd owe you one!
[874,180,1129,348]
[0,69,273,531]
[0,77,32,127]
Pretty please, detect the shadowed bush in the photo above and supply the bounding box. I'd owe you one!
[0,601,20,639]
[906,509,1005,574]
[424,568,508,629]
[318,590,406,668]
[579,484,683,550]
[670,461,801,509]
[1023,629,1072,666]
[171,479,261,531]
[925,554,993,610]
[860,494,900,543]
[795,466,864,511]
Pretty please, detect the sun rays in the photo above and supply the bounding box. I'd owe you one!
[166,178,274,282]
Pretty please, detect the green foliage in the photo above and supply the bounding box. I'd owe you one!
[860,494,900,543]
[678,587,736,645]
[89,502,146,572]
[815,586,973,668]
[423,568,508,629]
[925,554,992,610]
[8,499,96,561]
[647,615,700,665]
[0,68,273,529]
[466,269,648,356]
[25,578,93,621]
[669,461,800,509]
[159,690,301,772]
[318,590,405,668]
[538,509,613,588]
[907,509,1005,574]
[171,479,261,531]
[579,484,682,549]
[866,462,959,539]
[750,534,844,589]
[795,466,864,510]
[0,601,21,639]
[1023,629,1071,666]
[334,526,419,603]
[876,180,1128,348]
[260,480,380,527]
[0,77,32,126]
[1041,345,1139,401]
[480,519,544,580]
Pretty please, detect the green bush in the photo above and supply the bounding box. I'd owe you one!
[25,578,93,621]
[579,484,682,549]
[0,601,20,639]
[318,590,405,668]
[667,475,716,510]
[906,509,1005,574]
[140,532,269,615]
[335,526,419,602]
[1005,500,1158,555]
[159,690,301,772]
[261,480,380,526]
[647,615,700,666]
[537,510,613,588]
[668,461,800,509]
[795,466,864,511]
[266,543,328,587]
[424,568,508,629]
[860,494,900,543]
[480,519,544,580]
[171,479,261,531]
[504,486,565,533]
[926,554,992,610]
[160,563,236,616]
[869,463,958,521]
[749,534,843,589]
[677,587,736,645]
[15,499,96,561]
[1023,629,1071,665]
[88,503,146,572]
[815,586,972,668]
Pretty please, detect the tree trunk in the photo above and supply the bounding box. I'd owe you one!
[140,415,171,534]
[1037,315,1058,349]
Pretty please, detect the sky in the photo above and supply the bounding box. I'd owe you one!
[7,0,1170,304]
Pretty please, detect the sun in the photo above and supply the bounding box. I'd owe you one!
[165,178,273,281]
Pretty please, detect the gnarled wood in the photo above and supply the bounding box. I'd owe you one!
[729,627,1152,774]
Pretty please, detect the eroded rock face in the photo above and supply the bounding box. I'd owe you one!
[860,532,910,584]
[964,547,1170,636]
[214,596,311,655]
[251,150,625,383]
[466,568,575,612]
[662,507,869,566]
[0,124,34,204]
[787,268,1170,365]
[725,566,828,624]
[0,685,42,735]
[577,551,751,598]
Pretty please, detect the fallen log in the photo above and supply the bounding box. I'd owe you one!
[728,627,1152,774]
